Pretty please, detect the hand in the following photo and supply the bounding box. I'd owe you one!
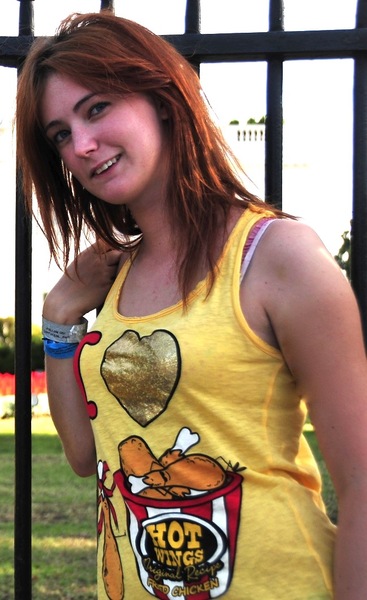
[43,241,123,323]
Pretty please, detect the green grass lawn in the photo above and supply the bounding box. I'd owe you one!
[0,416,97,600]
[304,428,338,524]
[0,416,338,599]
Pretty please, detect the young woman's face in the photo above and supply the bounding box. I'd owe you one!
[41,73,170,209]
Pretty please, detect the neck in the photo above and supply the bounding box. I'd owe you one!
[131,203,177,262]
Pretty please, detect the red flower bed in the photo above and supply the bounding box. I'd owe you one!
[0,371,47,396]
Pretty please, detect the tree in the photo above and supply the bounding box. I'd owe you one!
[334,227,351,281]
[0,317,15,347]
[0,317,44,373]
[246,116,266,125]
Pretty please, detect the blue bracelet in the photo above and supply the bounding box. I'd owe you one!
[43,338,79,359]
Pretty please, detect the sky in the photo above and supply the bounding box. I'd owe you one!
[0,0,359,323]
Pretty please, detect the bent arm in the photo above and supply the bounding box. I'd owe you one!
[43,243,122,477]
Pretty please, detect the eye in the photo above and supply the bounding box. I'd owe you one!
[53,129,70,145]
[89,101,110,117]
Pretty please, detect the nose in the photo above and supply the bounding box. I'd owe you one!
[73,126,98,157]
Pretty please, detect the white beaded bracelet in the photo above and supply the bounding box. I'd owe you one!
[42,316,88,343]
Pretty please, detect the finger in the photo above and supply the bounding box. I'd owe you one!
[92,238,115,255]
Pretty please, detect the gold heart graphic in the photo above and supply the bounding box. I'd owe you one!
[101,329,181,426]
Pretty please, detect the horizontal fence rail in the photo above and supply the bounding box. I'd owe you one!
[2,28,367,67]
[0,0,366,598]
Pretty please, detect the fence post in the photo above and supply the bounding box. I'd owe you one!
[265,0,284,209]
[185,0,201,33]
[14,4,34,599]
[185,0,201,74]
[353,0,367,344]
[100,0,115,11]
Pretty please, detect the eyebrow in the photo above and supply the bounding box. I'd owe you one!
[43,92,98,134]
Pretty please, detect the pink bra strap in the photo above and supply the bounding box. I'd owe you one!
[240,218,275,283]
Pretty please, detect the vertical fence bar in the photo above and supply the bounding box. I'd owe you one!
[100,0,115,12]
[185,0,200,33]
[185,0,201,73]
[265,0,284,208]
[353,0,367,343]
[14,4,34,599]
[14,171,32,600]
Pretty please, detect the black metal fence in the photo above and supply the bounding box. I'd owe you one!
[1,0,366,597]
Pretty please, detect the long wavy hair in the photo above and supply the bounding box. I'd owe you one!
[17,11,282,300]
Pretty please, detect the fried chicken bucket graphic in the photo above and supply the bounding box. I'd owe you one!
[114,428,243,599]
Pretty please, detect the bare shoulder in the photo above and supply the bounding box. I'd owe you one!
[259,217,336,270]
[241,217,360,350]
[253,217,351,297]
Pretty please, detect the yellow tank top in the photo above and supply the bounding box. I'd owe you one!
[76,207,335,599]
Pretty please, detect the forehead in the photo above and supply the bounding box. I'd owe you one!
[41,73,93,126]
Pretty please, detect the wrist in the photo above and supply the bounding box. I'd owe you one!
[42,316,88,344]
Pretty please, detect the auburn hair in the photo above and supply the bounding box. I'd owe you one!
[17,11,282,300]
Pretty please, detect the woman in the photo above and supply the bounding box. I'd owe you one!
[16,11,367,600]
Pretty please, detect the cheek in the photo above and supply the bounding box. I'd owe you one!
[60,152,80,177]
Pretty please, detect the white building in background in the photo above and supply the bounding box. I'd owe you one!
[226,123,266,144]
[223,119,352,260]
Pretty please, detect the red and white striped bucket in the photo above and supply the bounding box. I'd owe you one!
[114,470,243,599]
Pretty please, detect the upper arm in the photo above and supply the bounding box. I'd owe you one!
[259,220,367,496]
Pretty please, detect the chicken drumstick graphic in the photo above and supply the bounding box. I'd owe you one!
[119,428,226,498]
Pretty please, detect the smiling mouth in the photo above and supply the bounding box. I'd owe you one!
[94,155,120,176]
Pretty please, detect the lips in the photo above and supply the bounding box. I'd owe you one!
[93,154,121,176]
